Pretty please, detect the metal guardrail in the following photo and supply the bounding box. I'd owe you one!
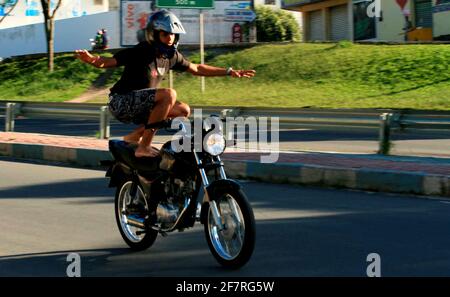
[1,101,450,155]
[222,107,386,128]
[1,101,112,139]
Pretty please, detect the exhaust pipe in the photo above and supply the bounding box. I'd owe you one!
[126,214,145,229]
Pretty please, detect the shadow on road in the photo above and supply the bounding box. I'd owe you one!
[0,177,113,200]
[2,165,450,276]
[0,248,130,277]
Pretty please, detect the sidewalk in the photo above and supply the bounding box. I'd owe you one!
[0,132,449,197]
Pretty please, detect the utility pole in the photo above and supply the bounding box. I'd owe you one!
[249,0,257,43]
[200,10,205,92]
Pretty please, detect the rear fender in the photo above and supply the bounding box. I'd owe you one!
[106,162,131,188]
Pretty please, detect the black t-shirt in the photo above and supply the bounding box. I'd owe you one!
[110,42,190,94]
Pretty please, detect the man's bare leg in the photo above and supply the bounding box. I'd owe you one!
[128,101,190,148]
[123,125,144,143]
[168,101,191,118]
[135,88,177,158]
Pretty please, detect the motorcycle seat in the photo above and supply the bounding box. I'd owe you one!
[108,140,161,172]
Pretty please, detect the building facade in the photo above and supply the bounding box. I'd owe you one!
[119,0,302,46]
[282,0,450,42]
[1,0,252,58]
[0,0,302,58]
[0,0,111,29]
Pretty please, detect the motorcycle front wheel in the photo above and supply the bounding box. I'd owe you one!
[204,187,256,269]
[115,180,157,251]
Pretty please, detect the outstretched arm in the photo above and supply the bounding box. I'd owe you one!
[187,63,256,78]
[74,49,117,68]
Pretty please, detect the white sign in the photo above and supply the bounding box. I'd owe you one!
[120,0,250,46]
[121,1,153,46]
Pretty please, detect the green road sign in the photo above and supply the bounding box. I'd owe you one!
[156,0,214,9]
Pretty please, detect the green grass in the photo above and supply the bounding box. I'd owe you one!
[0,53,116,101]
[1,42,450,110]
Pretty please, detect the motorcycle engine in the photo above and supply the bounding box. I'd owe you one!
[156,177,195,229]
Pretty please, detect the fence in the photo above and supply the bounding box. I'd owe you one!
[2,101,450,155]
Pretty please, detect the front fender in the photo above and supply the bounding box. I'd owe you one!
[200,179,243,225]
[205,179,242,200]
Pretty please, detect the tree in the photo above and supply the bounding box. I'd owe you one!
[40,0,62,72]
[254,6,300,42]
[0,0,19,24]
[278,9,301,42]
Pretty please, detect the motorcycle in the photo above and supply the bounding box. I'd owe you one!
[90,38,107,51]
[102,117,256,269]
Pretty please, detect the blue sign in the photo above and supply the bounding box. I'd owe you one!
[224,9,256,22]
[25,0,40,16]
[71,0,82,17]
[227,2,251,10]
[0,6,4,17]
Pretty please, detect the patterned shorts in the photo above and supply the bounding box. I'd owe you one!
[108,88,156,125]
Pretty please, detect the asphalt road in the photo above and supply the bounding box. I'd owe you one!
[1,157,450,277]
[1,116,450,157]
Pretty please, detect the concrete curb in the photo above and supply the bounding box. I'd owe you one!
[224,160,450,198]
[0,143,107,167]
[1,142,449,198]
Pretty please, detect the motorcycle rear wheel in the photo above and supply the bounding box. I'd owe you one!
[204,188,256,269]
[115,180,158,251]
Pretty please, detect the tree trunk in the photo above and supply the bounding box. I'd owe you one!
[41,0,62,73]
[45,19,55,72]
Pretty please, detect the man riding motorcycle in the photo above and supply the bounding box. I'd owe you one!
[75,10,256,158]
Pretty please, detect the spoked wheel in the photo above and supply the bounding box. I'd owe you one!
[115,180,157,251]
[204,188,255,269]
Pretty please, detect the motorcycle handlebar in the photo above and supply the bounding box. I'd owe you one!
[144,115,226,132]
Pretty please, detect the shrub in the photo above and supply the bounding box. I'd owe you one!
[255,6,301,42]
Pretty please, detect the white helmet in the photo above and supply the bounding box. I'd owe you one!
[144,10,185,46]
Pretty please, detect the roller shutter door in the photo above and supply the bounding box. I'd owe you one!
[415,0,433,28]
[330,4,349,41]
[309,10,323,41]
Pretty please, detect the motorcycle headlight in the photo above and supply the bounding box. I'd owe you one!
[204,133,226,156]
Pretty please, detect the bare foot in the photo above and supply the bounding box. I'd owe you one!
[135,145,159,158]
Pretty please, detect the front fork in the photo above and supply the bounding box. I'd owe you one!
[194,150,226,230]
